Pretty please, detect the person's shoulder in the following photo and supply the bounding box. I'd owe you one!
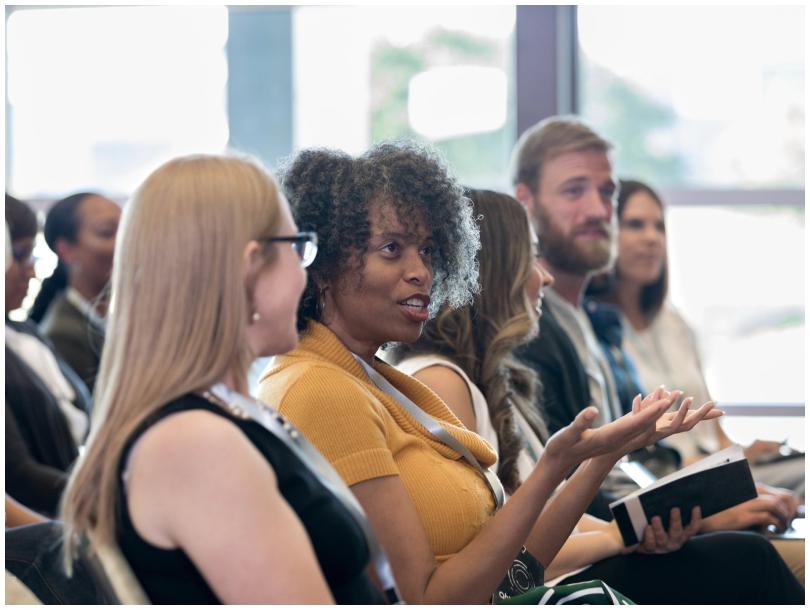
[264,358,386,423]
[656,302,693,332]
[41,296,86,337]
[130,407,255,473]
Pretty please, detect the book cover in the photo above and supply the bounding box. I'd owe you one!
[609,446,757,546]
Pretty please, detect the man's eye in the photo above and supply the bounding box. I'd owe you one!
[599,187,616,200]
[564,186,584,198]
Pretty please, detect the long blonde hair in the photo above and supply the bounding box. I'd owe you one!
[390,189,548,494]
[60,153,283,569]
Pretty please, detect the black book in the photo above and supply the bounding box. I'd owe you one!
[609,446,757,546]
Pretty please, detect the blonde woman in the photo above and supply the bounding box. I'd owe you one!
[60,154,391,604]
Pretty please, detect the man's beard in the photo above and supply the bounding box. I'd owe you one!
[534,205,616,275]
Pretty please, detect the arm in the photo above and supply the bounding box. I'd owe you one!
[5,405,68,516]
[5,494,48,528]
[411,365,477,430]
[700,483,797,534]
[125,410,334,604]
[410,363,619,571]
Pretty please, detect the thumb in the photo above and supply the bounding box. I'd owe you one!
[573,406,599,429]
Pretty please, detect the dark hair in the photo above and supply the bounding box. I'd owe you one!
[279,140,480,331]
[5,193,38,241]
[588,178,668,319]
[389,189,548,494]
[29,192,98,323]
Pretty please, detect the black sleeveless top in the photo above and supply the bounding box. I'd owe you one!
[116,394,386,604]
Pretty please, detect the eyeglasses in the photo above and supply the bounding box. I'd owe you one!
[260,231,318,268]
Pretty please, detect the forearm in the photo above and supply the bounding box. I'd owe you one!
[422,454,570,604]
[543,529,624,581]
[576,512,611,532]
[524,455,616,567]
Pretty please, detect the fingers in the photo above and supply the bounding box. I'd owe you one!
[669,507,684,537]
[572,406,599,432]
[632,393,642,415]
[640,524,656,553]
[746,496,790,531]
[666,397,692,433]
[684,506,702,538]
[651,515,668,548]
[681,400,722,430]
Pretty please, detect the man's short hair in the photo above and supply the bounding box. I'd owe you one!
[509,115,613,193]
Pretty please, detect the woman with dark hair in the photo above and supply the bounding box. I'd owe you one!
[594,178,805,581]
[387,189,803,603]
[5,194,91,515]
[29,192,121,392]
[605,179,804,492]
[258,143,719,604]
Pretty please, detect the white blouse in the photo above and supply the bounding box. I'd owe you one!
[621,302,718,459]
[394,352,588,585]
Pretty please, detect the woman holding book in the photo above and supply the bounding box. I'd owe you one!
[388,188,804,603]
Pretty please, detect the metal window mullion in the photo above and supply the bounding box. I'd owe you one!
[658,188,805,207]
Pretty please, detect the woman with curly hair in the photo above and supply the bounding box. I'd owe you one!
[258,142,717,604]
[388,189,804,604]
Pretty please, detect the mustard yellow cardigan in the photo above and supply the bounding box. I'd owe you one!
[258,321,498,562]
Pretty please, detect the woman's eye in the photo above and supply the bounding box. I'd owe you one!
[623,219,644,230]
[419,245,434,257]
[381,242,399,254]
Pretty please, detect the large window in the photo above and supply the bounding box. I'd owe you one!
[6,6,804,415]
[6,6,229,200]
[292,6,516,190]
[578,5,804,411]
[578,5,803,189]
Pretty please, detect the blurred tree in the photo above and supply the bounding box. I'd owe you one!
[369,27,514,190]
[579,58,687,186]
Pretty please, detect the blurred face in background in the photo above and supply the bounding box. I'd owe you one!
[616,190,666,287]
[6,235,36,313]
[59,195,121,296]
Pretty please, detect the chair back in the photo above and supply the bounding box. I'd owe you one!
[86,530,150,604]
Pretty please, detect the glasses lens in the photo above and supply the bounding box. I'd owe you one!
[299,239,318,268]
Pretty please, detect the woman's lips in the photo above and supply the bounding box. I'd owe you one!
[399,302,429,322]
[397,294,430,323]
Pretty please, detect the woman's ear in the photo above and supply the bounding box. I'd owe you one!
[242,240,264,281]
[54,237,77,264]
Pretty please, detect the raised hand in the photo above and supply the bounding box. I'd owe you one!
[629,388,724,447]
[543,392,674,468]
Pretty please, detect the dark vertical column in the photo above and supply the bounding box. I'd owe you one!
[515,5,578,137]
[226,6,293,171]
